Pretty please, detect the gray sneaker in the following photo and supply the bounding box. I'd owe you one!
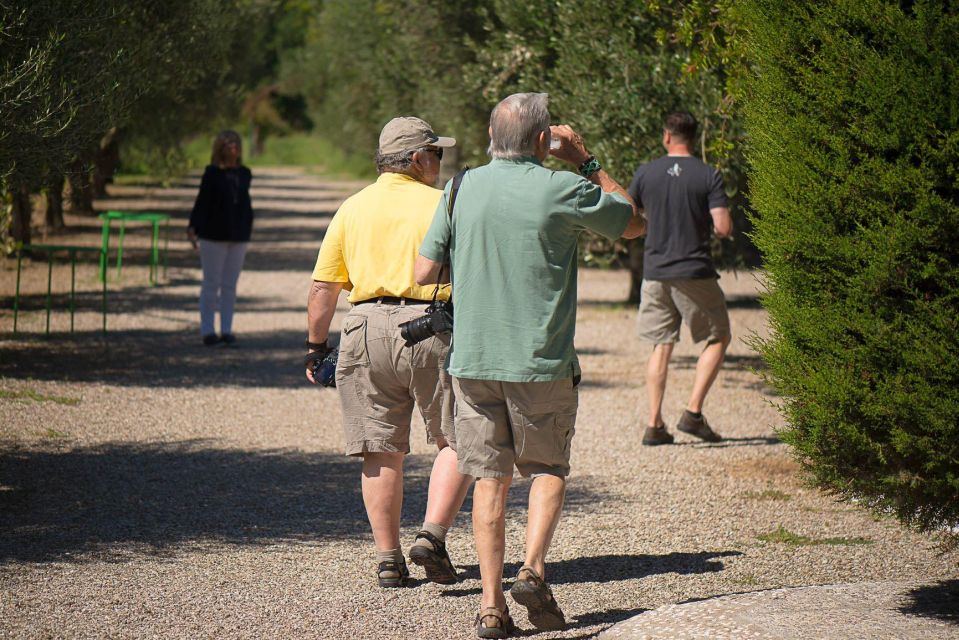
[642,425,674,446]
[676,410,722,442]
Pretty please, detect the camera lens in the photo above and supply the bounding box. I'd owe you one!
[399,315,436,347]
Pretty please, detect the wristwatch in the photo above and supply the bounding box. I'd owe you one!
[579,155,601,179]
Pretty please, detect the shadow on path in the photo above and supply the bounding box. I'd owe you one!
[0,329,338,389]
[901,580,959,625]
[726,295,763,310]
[673,353,766,371]
[439,550,737,634]
[446,550,741,588]
[0,440,366,563]
[0,442,616,565]
[675,436,782,448]
[440,551,736,631]
[566,607,649,635]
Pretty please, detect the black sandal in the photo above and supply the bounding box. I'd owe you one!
[475,605,515,639]
[377,558,410,588]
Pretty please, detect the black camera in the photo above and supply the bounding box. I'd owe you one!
[399,300,453,347]
[307,348,338,388]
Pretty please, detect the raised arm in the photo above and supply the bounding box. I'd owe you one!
[550,125,646,239]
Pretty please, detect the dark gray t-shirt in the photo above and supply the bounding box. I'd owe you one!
[628,155,727,280]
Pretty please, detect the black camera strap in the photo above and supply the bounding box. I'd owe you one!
[432,167,469,299]
[446,167,469,218]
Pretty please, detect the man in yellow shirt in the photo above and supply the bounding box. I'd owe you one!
[305,117,473,589]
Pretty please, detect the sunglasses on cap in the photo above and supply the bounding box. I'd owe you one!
[423,147,443,160]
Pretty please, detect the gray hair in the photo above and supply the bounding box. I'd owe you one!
[374,148,417,175]
[488,93,550,159]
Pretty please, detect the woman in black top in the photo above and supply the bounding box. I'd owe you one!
[187,130,253,345]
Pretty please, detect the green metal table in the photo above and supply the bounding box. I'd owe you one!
[98,210,171,286]
[13,243,108,335]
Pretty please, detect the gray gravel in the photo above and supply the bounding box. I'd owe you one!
[1,168,956,639]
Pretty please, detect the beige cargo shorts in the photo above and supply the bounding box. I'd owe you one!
[452,376,578,479]
[335,301,454,456]
[638,278,730,344]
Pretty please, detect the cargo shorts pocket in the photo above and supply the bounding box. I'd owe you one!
[337,315,370,368]
[556,412,576,461]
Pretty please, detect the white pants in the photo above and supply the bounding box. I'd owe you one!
[198,240,248,336]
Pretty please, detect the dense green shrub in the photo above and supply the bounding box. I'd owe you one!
[742,0,959,534]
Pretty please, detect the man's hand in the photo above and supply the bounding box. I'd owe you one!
[710,206,733,239]
[548,125,644,238]
[549,125,591,167]
[304,346,330,384]
[186,226,198,249]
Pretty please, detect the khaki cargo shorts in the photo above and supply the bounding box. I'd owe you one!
[335,302,454,456]
[638,278,730,344]
[452,376,578,479]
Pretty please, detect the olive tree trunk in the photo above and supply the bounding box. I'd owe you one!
[10,183,32,246]
[45,172,66,231]
[67,158,96,215]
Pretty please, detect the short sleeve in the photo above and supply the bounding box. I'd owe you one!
[570,180,633,241]
[707,167,728,209]
[311,211,349,282]
[419,187,452,262]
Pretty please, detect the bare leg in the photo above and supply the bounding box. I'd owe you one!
[687,335,730,413]
[646,343,674,427]
[361,452,405,551]
[424,442,473,528]
[522,474,566,579]
[473,477,512,610]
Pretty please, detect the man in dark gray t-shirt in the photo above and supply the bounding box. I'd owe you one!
[627,111,733,446]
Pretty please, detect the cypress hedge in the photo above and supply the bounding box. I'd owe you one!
[742,0,959,534]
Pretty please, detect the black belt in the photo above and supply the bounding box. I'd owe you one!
[355,296,430,305]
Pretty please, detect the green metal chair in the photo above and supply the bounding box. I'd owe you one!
[98,210,171,285]
[12,243,108,335]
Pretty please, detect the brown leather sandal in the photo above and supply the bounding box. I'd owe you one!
[509,565,566,631]
[474,605,516,639]
[409,529,458,584]
[376,558,410,588]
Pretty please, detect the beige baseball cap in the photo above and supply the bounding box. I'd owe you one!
[378,116,456,154]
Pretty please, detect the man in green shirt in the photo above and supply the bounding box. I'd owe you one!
[415,92,645,638]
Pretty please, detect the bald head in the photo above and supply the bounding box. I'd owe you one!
[489,92,551,159]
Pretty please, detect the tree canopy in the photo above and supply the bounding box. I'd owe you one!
[0,0,301,244]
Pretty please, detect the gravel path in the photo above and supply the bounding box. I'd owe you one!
[1,168,956,639]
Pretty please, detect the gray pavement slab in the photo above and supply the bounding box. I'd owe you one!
[600,580,959,640]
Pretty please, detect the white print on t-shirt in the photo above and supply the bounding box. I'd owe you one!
[667,162,683,177]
